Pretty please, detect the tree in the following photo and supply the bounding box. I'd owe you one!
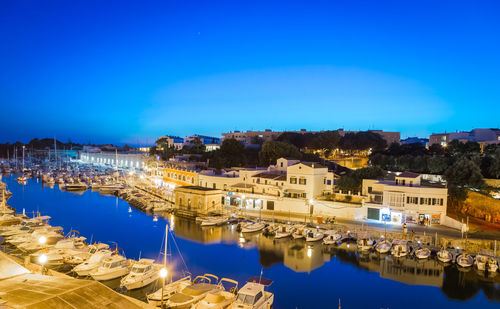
[428,144,445,156]
[427,156,449,174]
[337,166,385,193]
[339,132,387,153]
[444,157,485,201]
[219,138,245,167]
[259,140,302,166]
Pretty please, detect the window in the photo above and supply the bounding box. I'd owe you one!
[299,178,307,185]
[327,180,331,185]
[290,177,297,184]
[420,197,424,205]
[368,187,373,194]
[213,183,216,189]
[267,201,274,210]
[254,291,263,304]
[280,162,283,167]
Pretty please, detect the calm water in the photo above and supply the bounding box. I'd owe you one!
[3,175,500,308]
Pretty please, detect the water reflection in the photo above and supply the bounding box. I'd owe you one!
[170,216,500,302]
[4,174,500,308]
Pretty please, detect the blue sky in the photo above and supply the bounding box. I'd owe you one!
[1,0,499,145]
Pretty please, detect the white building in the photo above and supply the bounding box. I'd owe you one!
[80,151,146,170]
[362,172,447,225]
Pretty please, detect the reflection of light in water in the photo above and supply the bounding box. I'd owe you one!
[307,248,312,258]
[128,207,132,213]
[239,237,245,243]
[170,215,174,231]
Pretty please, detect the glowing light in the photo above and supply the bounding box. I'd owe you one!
[159,267,168,278]
[38,254,48,264]
[239,237,245,244]
[38,236,47,245]
[309,199,314,204]
[307,248,312,258]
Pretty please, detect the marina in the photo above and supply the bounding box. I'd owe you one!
[1,173,500,308]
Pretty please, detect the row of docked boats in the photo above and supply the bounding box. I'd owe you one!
[118,188,173,213]
[146,274,274,309]
[370,237,499,274]
[1,186,276,308]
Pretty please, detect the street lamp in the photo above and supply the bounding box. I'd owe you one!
[38,253,47,274]
[159,267,168,308]
[38,236,47,245]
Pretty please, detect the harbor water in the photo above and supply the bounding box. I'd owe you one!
[3,175,500,308]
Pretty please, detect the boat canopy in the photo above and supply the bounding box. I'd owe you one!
[247,277,273,286]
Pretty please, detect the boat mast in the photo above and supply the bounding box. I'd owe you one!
[22,145,25,171]
[54,137,57,169]
[164,223,169,282]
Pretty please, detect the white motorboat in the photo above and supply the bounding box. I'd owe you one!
[73,250,113,276]
[90,254,130,281]
[292,228,308,240]
[63,243,110,265]
[456,253,474,268]
[30,238,87,267]
[0,213,21,226]
[192,278,239,309]
[323,231,342,245]
[436,248,453,263]
[391,240,409,258]
[274,225,294,239]
[147,275,192,307]
[305,230,324,242]
[414,247,431,259]
[228,277,274,309]
[120,258,159,290]
[474,251,499,273]
[201,217,228,227]
[375,240,392,254]
[164,274,221,309]
[241,222,266,233]
[356,235,375,252]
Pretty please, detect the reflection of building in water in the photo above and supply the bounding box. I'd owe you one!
[172,217,223,244]
[380,257,444,287]
[357,254,444,287]
[284,243,328,273]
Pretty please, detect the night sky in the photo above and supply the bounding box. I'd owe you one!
[1,0,499,145]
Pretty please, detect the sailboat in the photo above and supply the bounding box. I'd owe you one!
[147,223,191,306]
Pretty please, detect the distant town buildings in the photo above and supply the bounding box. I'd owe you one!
[400,137,429,146]
[429,128,500,147]
[184,135,221,151]
[222,129,401,146]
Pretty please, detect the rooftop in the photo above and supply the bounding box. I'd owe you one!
[397,171,420,178]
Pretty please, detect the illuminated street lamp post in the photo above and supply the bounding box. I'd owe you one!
[159,267,168,308]
[38,236,47,274]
